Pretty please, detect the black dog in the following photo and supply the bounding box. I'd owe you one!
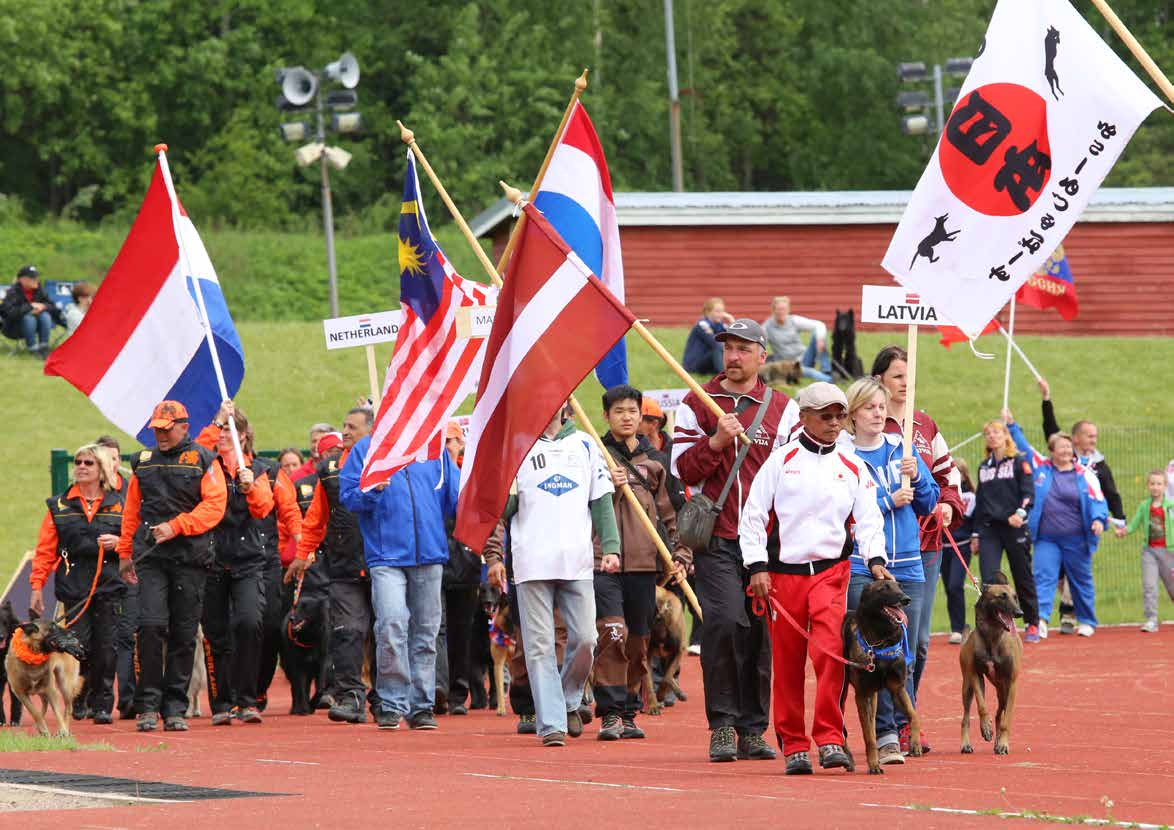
[0,600,23,726]
[841,580,923,774]
[831,309,865,380]
[281,592,330,716]
[1044,26,1063,100]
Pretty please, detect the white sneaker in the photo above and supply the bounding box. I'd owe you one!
[948,631,963,645]
[1077,624,1094,637]
[1140,620,1159,633]
[1037,620,1049,639]
[687,644,701,656]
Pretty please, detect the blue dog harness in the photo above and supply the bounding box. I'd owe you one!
[855,623,914,669]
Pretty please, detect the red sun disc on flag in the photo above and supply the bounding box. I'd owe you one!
[939,82,1051,217]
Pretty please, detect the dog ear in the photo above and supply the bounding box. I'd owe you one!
[988,571,1009,586]
[19,622,40,636]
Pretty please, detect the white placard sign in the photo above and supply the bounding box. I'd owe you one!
[860,285,943,326]
[643,389,689,412]
[455,305,497,339]
[322,310,406,351]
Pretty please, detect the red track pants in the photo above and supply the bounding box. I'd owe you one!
[769,562,849,755]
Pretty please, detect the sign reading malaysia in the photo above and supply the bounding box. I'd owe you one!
[860,286,941,325]
[882,0,1161,337]
[322,310,405,351]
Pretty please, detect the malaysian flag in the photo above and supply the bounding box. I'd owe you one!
[358,151,495,490]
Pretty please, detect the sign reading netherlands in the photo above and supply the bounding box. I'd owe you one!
[860,285,943,326]
[322,310,406,350]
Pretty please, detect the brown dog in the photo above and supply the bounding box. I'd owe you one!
[644,585,687,715]
[489,593,517,717]
[960,572,1023,755]
[4,620,85,737]
[760,359,802,386]
[841,579,922,774]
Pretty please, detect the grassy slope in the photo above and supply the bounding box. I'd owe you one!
[3,322,1172,628]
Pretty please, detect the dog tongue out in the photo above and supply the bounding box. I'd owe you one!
[996,611,1015,632]
[883,606,908,627]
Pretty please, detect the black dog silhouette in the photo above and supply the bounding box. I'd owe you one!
[1045,27,1063,100]
[831,310,864,380]
[910,214,960,268]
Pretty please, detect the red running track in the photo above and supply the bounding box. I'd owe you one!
[5,626,1174,829]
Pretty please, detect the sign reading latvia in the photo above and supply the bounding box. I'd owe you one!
[860,285,942,325]
[322,310,405,351]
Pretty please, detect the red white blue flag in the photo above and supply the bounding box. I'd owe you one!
[1016,245,1078,320]
[45,152,244,444]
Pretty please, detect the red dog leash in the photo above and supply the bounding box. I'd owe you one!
[943,529,982,591]
[747,587,874,672]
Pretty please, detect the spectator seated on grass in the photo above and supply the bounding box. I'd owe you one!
[63,281,96,335]
[762,296,833,383]
[1,265,62,357]
[683,297,734,376]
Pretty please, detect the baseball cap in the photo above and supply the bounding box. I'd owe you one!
[641,398,665,422]
[715,318,767,349]
[16,265,38,280]
[316,432,344,454]
[796,382,848,411]
[445,420,464,441]
[148,400,189,429]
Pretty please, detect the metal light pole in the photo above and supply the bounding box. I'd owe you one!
[664,0,684,192]
[315,87,340,318]
[896,58,972,137]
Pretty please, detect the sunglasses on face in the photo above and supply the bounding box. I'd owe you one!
[814,411,848,422]
[74,458,96,466]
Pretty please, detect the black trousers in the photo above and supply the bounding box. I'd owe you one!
[62,589,122,715]
[978,522,1039,627]
[115,581,139,714]
[442,586,479,706]
[940,542,971,633]
[593,571,657,717]
[135,559,207,718]
[695,536,771,732]
[255,561,285,705]
[201,567,266,712]
[328,579,372,699]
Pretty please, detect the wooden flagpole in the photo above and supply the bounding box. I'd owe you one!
[397,129,702,619]
[901,324,919,488]
[1089,0,1174,105]
[365,345,381,406]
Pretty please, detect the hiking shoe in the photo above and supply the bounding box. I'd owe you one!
[328,691,367,724]
[315,694,334,711]
[1023,624,1040,643]
[598,713,623,741]
[93,711,113,725]
[409,711,438,730]
[577,705,593,726]
[737,731,776,760]
[211,711,233,727]
[708,726,738,762]
[687,644,701,657]
[621,714,645,740]
[1059,619,1076,635]
[375,710,401,730]
[238,707,263,724]
[543,731,566,747]
[566,709,583,738]
[163,716,189,732]
[1038,620,1049,639]
[255,694,268,713]
[450,703,468,716]
[818,744,851,770]
[948,631,963,645]
[517,714,537,734]
[785,751,813,775]
[118,706,135,721]
[1141,620,1159,633]
[878,742,904,765]
[136,713,159,732]
[899,724,931,756]
[1077,624,1095,637]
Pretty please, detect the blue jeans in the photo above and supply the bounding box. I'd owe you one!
[913,548,941,697]
[1034,536,1096,627]
[20,311,53,348]
[516,579,597,737]
[801,337,833,382]
[370,564,443,717]
[847,571,924,746]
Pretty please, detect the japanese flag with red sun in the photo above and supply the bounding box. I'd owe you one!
[882,0,1163,338]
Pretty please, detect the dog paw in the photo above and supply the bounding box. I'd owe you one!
[495,708,507,717]
[961,744,974,754]
[994,743,1009,755]
[980,721,994,741]
[868,766,883,775]
[908,745,923,758]
[646,705,663,717]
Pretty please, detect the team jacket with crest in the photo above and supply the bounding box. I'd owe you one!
[971,450,1035,530]
[116,438,227,567]
[739,432,886,573]
[33,485,126,599]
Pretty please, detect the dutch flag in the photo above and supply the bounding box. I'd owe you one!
[533,102,627,389]
[45,149,244,445]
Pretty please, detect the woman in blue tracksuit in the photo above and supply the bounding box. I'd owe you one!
[845,378,939,765]
[1005,414,1108,638]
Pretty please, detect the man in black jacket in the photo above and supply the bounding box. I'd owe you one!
[1,265,61,356]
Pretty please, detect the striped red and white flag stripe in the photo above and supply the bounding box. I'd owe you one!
[359,255,493,490]
[454,203,635,552]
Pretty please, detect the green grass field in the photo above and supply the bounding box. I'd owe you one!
[4,323,1172,629]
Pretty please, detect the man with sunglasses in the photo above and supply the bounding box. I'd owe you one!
[117,400,227,733]
[671,318,799,763]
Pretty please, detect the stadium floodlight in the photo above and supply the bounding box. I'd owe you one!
[901,115,931,136]
[278,122,312,142]
[326,90,358,111]
[897,90,930,112]
[897,62,927,83]
[323,146,352,171]
[945,57,974,76]
[331,113,362,134]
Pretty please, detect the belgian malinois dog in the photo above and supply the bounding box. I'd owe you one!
[5,618,85,737]
[960,572,1023,755]
[841,579,922,774]
[644,585,687,715]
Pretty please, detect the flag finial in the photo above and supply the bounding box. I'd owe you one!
[499,180,524,205]
[576,69,589,92]
[153,143,168,154]
[397,120,415,145]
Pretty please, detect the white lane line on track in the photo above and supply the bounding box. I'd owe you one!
[0,781,180,804]
[255,758,320,766]
[465,773,686,793]
[859,802,1167,829]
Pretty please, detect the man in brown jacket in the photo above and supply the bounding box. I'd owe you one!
[594,385,691,741]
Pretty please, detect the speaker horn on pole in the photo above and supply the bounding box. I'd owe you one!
[324,52,360,89]
[281,67,318,107]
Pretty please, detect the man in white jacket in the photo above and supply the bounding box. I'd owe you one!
[741,382,886,775]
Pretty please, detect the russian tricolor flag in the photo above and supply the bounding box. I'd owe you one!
[45,150,244,445]
[533,102,627,389]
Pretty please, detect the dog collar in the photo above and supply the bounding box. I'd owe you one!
[10,628,50,666]
[855,624,913,668]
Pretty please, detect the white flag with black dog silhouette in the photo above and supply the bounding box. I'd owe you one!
[881,0,1162,337]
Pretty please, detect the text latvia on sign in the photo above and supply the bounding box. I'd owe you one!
[881,0,1163,338]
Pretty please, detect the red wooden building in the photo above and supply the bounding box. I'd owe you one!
[472,189,1174,336]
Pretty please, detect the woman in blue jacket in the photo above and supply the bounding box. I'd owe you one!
[845,378,939,766]
[1006,412,1108,638]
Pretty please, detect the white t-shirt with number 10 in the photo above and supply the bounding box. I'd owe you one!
[510,429,614,584]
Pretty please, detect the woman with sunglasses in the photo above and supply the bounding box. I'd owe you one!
[29,443,127,724]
